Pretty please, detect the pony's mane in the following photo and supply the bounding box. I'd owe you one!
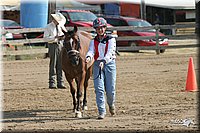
[78,30,93,40]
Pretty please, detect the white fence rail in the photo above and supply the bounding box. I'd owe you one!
[1,24,199,56]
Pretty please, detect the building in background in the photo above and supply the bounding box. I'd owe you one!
[76,0,195,34]
[0,0,101,24]
[1,0,196,27]
[76,0,195,23]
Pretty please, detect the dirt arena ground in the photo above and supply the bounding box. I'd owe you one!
[1,41,199,132]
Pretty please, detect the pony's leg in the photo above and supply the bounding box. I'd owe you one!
[83,67,92,110]
[75,78,82,111]
[83,80,88,111]
[74,78,82,118]
[66,77,76,112]
[75,72,86,118]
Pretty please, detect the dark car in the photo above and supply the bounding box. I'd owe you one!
[0,19,24,40]
[103,16,169,53]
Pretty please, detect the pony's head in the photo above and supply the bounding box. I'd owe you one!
[63,25,81,66]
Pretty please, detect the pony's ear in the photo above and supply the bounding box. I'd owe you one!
[62,29,67,34]
[74,25,78,33]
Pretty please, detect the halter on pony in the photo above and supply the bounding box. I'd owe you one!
[63,26,81,66]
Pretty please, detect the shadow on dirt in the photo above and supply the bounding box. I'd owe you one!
[2,109,94,123]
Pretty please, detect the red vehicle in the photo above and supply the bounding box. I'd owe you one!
[59,10,116,37]
[0,19,24,40]
[103,16,169,53]
[26,10,98,42]
[59,10,97,27]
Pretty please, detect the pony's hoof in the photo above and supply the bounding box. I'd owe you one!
[75,111,82,118]
[83,106,88,111]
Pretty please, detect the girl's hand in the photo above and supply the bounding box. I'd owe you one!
[85,56,91,63]
[99,60,106,70]
[99,62,104,70]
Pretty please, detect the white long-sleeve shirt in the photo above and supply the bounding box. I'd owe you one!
[86,36,116,64]
[43,22,66,43]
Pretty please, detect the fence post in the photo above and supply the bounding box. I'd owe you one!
[15,46,21,60]
[155,24,160,55]
[196,0,200,89]
[196,1,199,35]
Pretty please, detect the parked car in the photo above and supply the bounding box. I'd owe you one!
[103,16,169,53]
[0,19,25,49]
[0,19,47,47]
[60,10,97,27]
[59,10,117,37]
[0,19,24,40]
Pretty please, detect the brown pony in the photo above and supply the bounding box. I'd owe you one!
[61,26,94,118]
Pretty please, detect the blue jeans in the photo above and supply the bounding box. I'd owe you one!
[93,60,116,115]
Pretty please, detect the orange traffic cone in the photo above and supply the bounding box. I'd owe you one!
[185,57,198,92]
